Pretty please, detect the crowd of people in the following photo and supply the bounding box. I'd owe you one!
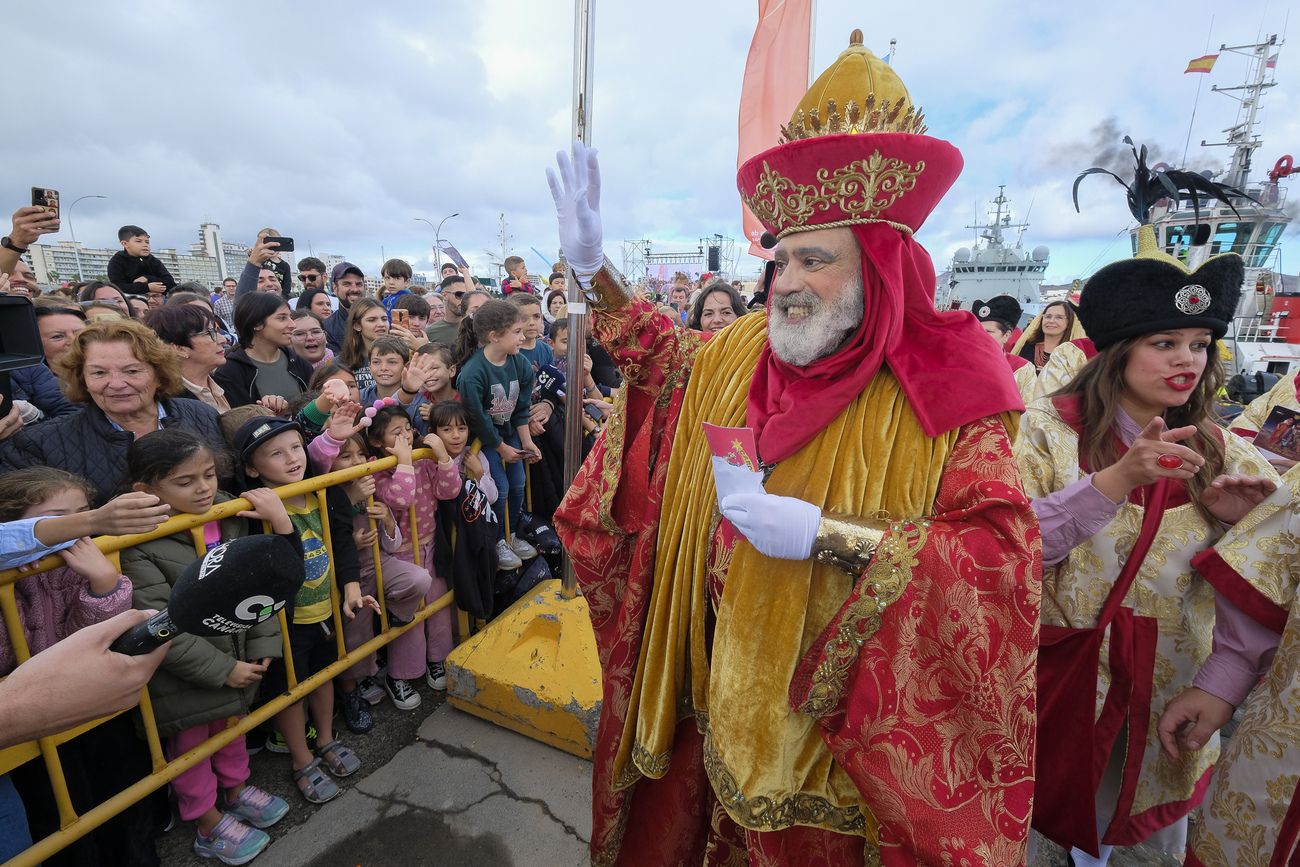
[4,30,1300,867]
[0,201,761,866]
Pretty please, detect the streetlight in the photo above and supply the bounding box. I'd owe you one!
[414,213,459,270]
[67,194,107,281]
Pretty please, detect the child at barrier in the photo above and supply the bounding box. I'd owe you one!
[119,429,292,864]
[0,468,135,675]
[359,336,438,435]
[363,405,459,692]
[232,416,378,806]
[454,299,541,569]
[307,408,434,722]
[415,343,458,423]
[0,469,138,864]
[427,400,500,622]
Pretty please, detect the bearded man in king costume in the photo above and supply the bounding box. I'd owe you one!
[548,32,1041,867]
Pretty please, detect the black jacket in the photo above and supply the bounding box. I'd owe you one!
[10,363,77,419]
[324,306,350,354]
[212,346,313,408]
[0,398,224,505]
[107,250,176,295]
[433,475,499,619]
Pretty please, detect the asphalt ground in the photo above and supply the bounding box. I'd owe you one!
[155,679,447,867]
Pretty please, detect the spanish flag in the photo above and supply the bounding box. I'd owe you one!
[1185,54,1219,74]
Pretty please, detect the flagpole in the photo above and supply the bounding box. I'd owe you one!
[807,0,817,87]
[561,0,595,600]
[1182,15,1215,167]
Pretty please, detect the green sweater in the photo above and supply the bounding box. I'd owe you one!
[457,350,534,449]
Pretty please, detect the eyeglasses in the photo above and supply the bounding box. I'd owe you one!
[293,328,326,339]
[193,328,224,342]
[298,274,321,282]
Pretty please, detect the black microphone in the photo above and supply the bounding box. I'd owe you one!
[110,535,306,656]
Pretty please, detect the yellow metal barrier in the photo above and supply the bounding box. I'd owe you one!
[0,448,454,867]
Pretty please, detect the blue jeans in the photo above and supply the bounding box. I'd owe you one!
[483,432,526,539]
[0,773,32,862]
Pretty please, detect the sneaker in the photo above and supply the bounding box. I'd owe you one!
[517,512,563,554]
[264,724,317,754]
[384,674,422,710]
[340,686,374,734]
[426,661,447,692]
[224,784,289,830]
[495,539,523,570]
[509,535,539,561]
[357,676,386,706]
[193,814,269,866]
[263,731,288,754]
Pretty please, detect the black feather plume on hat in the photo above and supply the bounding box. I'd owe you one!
[1071,136,1253,225]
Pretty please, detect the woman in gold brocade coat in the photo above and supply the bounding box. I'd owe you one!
[1014,223,1278,867]
[1157,465,1300,866]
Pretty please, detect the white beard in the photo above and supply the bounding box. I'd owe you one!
[767,275,865,367]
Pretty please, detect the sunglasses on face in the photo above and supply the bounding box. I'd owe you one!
[298,274,321,281]
[448,291,466,299]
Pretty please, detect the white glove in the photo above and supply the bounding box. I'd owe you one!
[720,492,821,561]
[545,141,604,278]
[710,456,765,510]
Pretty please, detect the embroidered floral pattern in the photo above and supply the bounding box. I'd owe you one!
[739,152,924,237]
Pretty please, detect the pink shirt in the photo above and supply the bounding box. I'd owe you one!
[0,566,132,676]
[374,460,462,555]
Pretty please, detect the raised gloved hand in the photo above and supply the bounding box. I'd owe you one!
[545,141,604,278]
[719,492,820,561]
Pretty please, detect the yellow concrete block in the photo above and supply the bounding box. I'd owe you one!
[446,579,602,758]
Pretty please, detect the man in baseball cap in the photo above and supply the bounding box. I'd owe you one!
[324,263,366,353]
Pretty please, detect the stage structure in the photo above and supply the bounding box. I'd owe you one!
[620,235,741,290]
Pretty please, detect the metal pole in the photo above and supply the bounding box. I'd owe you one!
[562,0,595,600]
[66,194,106,282]
[435,212,459,271]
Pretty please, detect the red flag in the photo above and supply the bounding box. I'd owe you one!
[737,0,813,259]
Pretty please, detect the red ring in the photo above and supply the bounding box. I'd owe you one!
[1157,454,1183,470]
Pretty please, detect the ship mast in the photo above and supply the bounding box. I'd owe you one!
[965,185,1029,250]
[1202,34,1282,191]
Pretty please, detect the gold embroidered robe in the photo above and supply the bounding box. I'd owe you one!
[1186,468,1300,866]
[556,299,1041,866]
[1015,397,1276,843]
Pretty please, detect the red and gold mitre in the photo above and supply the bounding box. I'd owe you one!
[737,29,962,238]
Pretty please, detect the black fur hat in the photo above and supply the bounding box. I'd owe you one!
[1078,232,1243,349]
[1072,136,1250,350]
[971,296,1023,329]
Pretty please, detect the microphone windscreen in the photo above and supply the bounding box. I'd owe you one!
[759,232,777,250]
[168,535,306,637]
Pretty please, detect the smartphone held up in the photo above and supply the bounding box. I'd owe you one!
[31,187,60,218]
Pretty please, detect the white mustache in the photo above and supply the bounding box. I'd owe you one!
[772,291,821,313]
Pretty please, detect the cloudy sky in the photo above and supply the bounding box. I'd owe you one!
[9,0,1297,284]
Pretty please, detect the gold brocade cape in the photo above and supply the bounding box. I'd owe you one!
[616,311,959,834]
[1015,398,1277,837]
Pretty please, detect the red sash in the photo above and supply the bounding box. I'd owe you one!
[1032,395,1168,855]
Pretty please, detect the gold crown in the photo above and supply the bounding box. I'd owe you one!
[779,29,926,142]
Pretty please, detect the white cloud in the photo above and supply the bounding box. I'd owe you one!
[6,0,1294,285]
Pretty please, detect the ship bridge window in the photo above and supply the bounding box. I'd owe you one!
[1211,222,1255,256]
[1163,225,1194,262]
[1249,222,1286,267]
